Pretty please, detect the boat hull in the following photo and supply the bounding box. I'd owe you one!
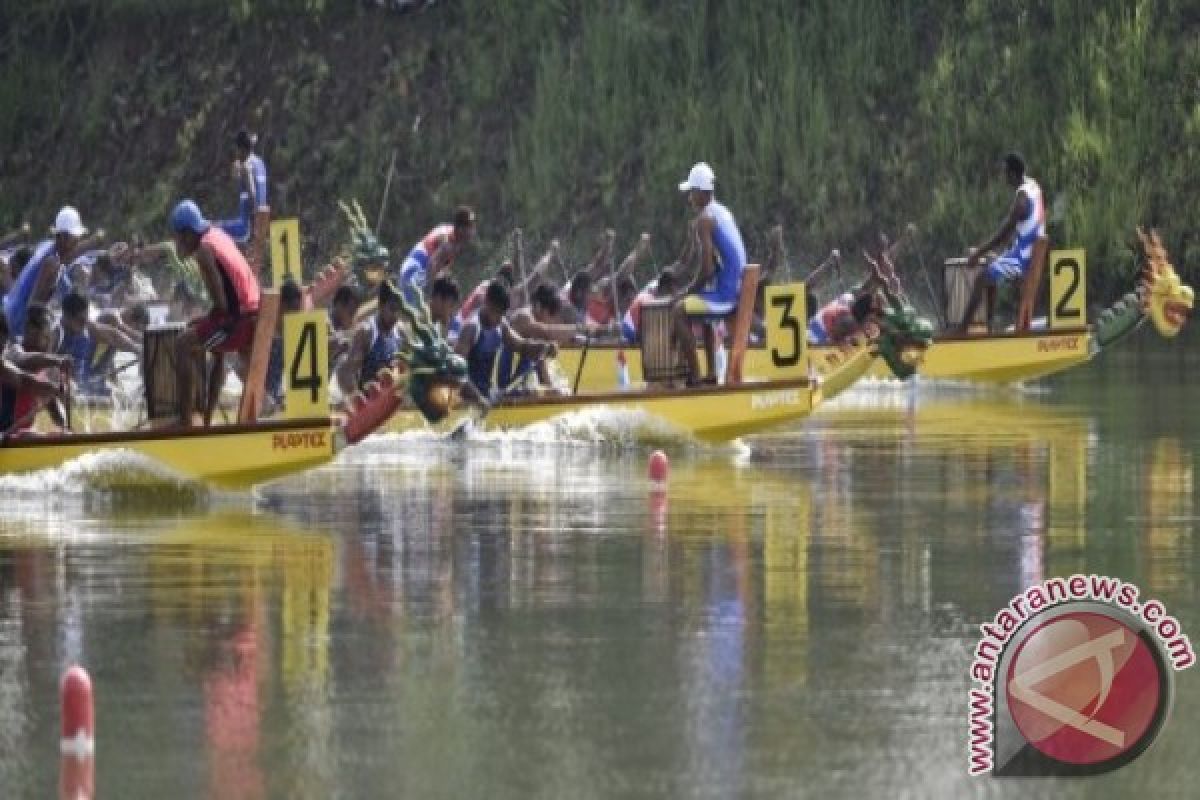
[388,347,877,441]
[1,418,336,489]
[551,328,1094,390]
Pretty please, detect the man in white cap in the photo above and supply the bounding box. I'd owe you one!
[2,207,88,338]
[670,162,747,384]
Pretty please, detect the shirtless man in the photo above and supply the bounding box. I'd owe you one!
[0,310,65,435]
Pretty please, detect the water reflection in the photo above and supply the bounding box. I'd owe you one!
[0,368,1198,797]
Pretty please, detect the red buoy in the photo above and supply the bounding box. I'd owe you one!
[648,450,669,483]
[60,665,95,800]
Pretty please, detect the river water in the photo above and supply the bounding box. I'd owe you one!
[1,334,1197,798]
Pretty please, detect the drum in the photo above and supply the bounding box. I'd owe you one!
[639,302,688,383]
[142,325,205,420]
[944,258,987,330]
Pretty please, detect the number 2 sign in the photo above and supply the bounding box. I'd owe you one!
[1050,249,1086,330]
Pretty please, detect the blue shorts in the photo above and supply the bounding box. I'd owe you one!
[985,246,1029,285]
[807,317,830,345]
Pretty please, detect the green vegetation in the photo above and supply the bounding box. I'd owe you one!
[1,0,1197,304]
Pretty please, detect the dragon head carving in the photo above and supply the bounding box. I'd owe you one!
[339,199,390,290]
[1137,228,1193,338]
[875,296,935,379]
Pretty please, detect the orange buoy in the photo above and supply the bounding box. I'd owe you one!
[648,450,669,483]
[60,665,95,800]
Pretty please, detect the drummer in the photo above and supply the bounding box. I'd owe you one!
[168,199,261,427]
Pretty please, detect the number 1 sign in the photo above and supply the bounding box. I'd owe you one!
[270,218,302,288]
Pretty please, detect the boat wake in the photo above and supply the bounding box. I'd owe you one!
[343,407,729,462]
[0,449,210,507]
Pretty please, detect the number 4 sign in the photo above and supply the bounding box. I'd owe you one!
[270,218,302,288]
[283,311,329,418]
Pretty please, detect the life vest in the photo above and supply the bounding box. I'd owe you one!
[58,327,114,396]
[359,317,402,389]
[466,314,504,396]
[1014,177,1047,267]
[2,240,56,337]
[201,227,261,315]
[701,200,747,299]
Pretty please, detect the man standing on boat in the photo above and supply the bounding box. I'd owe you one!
[217,130,270,248]
[3,207,89,338]
[397,206,476,300]
[955,152,1046,333]
[669,162,746,385]
[169,199,261,427]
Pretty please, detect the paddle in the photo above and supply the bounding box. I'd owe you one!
[805,249,843,287]
[447,352,548,440]
[904,224,946,328]
[572,333,591,395]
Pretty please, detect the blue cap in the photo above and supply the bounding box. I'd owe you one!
[169,199,210,235]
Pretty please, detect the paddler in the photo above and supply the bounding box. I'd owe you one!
[329,284,362,366]
[955,152,1046,333]
[3,207,89,338]
[169,199,262,427]
[669,162,747,385]
[57,291,141,397]
[807,253,891,346]
[0,310,66,436]
[217,130,270,246]
[428,276,462,343]
[336,278,405,396]
[500,284,612,389]
[397,206,476,298]
[458,262,515,324]
[455,280,556,402]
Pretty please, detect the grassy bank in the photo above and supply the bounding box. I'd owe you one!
[1,0,1196,304]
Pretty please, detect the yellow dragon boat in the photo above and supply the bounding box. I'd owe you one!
[0,284,394,489]
[553,237,1193,388]
[359,264,917,442]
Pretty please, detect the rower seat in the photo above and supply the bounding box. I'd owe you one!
[1016,235,1049,332]
[725,263,761,385]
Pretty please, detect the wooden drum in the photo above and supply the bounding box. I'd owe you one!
[639,302,688,383]
[943,257,987,330]
[142,325,205,420]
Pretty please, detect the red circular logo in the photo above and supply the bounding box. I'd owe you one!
[1005,611,1165,766]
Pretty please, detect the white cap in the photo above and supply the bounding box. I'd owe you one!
[678,162,715,192]
[53,206,87,237]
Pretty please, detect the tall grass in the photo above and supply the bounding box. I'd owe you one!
[0,0,1197,298]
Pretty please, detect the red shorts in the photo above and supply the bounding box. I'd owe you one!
[192,311,258,354]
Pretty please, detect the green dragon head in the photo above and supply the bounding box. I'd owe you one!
[338,199,390,289]
[874,294,935,379]
[388,280,469,423]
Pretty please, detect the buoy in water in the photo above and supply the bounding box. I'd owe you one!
[60,665,95,800]
[648,450,669,483]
